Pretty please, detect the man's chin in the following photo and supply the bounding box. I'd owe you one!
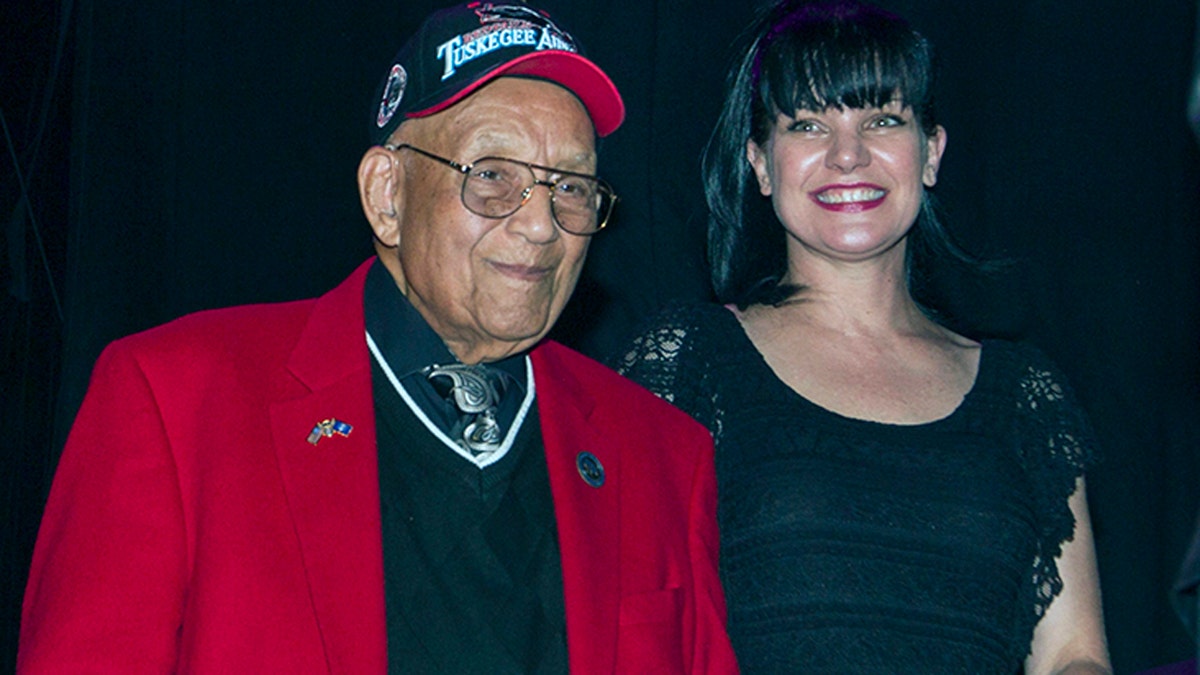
[463,313,555,360]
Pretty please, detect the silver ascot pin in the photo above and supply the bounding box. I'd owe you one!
[576,451,605,488]
[426,363,504,456]
[307,418,353,446]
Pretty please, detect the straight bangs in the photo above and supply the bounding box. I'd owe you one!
[752,5,935,136]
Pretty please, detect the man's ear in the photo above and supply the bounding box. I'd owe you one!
[358,146,401,247]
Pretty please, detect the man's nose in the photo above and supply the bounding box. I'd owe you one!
[505,182,561,243]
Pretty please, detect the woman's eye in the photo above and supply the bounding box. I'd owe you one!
[869,114,905,128]
[789,120,821,133]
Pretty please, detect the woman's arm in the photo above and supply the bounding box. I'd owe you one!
[1025,478,1112,675]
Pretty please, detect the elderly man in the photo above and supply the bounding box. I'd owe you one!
[18,3,736,673]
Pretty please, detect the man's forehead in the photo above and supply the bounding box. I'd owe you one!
[400,79,596,164]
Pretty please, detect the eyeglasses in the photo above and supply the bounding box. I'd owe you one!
[386,143,616,235]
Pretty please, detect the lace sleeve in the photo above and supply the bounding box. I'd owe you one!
[1012,343,1098,630]
[608,304,719,433]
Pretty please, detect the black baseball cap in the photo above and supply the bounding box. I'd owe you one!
[371,2,625,145]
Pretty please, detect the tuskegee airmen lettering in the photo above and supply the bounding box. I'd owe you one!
[437,24,575,80]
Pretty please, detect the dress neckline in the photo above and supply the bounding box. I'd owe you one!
[716,304,989,430]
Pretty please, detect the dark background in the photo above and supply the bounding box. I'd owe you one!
[4,1,1199,672]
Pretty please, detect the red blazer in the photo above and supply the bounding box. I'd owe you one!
[19,260,737,674]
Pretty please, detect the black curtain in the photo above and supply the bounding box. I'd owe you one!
[4,1,1199,671]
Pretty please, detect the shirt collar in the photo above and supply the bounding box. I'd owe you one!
[363,258,527,390]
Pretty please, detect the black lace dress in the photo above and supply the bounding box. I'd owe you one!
[613,303,1095,673]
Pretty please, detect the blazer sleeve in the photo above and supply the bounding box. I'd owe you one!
[19,341,188,674]
[682,423,740,674]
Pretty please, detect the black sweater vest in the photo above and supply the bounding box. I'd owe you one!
[374,361,568,673]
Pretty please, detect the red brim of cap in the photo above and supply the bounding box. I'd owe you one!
[408,51,626,137]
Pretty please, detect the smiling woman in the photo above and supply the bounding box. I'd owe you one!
[745,101,944,267]
[613,1,1114,672]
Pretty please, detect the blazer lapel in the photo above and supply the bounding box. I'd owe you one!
[532,342,621,675]
[269,261,387,673]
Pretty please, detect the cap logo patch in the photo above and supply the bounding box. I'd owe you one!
[376,64,408,130]
[435,3,577,81]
